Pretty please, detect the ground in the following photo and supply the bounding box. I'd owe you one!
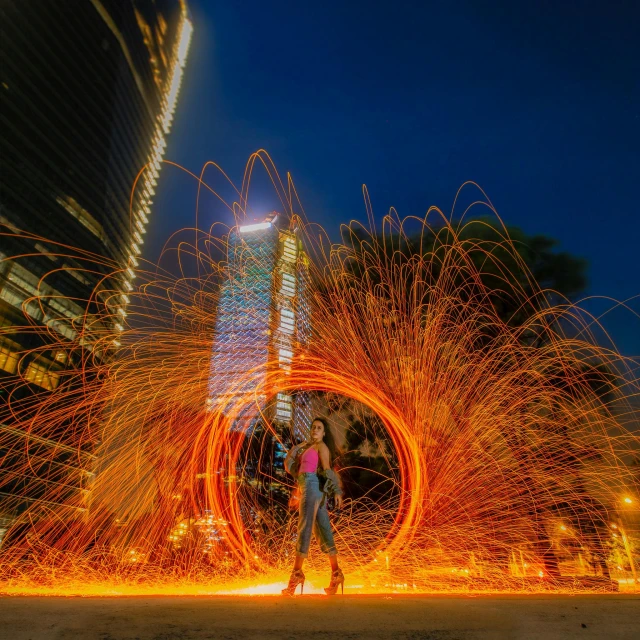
[1,595,638,640]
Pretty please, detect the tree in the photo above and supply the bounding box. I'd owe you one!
[339,218,588,332]
[326,219,616,579]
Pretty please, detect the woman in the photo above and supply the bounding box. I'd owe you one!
[282,417,344,595]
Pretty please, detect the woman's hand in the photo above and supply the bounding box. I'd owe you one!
[334,494,343,510]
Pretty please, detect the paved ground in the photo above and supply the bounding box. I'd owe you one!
[0,595,638,640]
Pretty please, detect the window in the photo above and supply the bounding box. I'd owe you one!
[276,392,293,419]
[280,272,296,297]
[278,347,293,372]
[24,360,60,391]
[1,262,84,322]
[279,308,295,334]
[6,263,41,297]
[0,338,20,375]
[34,243,58,262]
[46,295,84,320]
[0,284,24,308]
[281,237,297,263]
[56,195,107,244]
[63,265,91,286]
[47,319,77,341]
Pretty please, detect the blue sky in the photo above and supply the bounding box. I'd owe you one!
[148,0,639,355]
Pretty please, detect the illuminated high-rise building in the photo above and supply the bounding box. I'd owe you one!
[207,213,311,503]
[0,0,192,541]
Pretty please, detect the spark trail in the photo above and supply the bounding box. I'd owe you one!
[0,153,638,595]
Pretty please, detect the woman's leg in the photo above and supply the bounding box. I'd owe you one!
[295,476,320,565]
[314,500,339,568]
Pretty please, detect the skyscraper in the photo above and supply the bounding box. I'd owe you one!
[0,0,192,542]
[207,213,311,507]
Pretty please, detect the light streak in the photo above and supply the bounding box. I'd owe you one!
[0,153,638,596]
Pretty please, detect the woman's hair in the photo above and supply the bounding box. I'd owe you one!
[311,417,341,466]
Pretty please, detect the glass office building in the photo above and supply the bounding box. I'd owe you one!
[0,0,192,542]
[207,214,312,507]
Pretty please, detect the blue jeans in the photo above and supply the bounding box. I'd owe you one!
[296,472,337,557]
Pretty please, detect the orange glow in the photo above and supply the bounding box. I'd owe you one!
[1,152,638,596]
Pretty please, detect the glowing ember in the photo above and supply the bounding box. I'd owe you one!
[0,153,638,595]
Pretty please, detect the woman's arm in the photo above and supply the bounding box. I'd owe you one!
[318,443,331,470]
[318,444,343,508]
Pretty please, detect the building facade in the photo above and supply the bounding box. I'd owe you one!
[0,0,192,543]
[207,213,311,508]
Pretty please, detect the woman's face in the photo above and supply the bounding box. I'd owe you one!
[310,420,325,443]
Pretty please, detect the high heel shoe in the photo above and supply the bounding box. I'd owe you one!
[324,568,345,595]
[281,569,305,596]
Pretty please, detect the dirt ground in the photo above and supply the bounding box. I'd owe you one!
[1,594,638,640]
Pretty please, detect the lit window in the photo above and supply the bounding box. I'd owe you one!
[6,263,41,296]
[0,284,24,308]
[34,243,58,262]
[45,295,84,319]
[278,347,293,371]
[56,196,107,244]
[0,338,20,374]
[47,318,77,341]
[63,265,91,286]
[24,360,60,390]
[280,272,296,297]
[282,237,297,262]
[279,308,295,334]
[2,262,84,321]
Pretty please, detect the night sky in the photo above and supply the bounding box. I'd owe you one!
[148,0,639,356]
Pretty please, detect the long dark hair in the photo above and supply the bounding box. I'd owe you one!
[312,417,341,466]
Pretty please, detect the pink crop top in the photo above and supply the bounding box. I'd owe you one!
[298,446,319,474]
